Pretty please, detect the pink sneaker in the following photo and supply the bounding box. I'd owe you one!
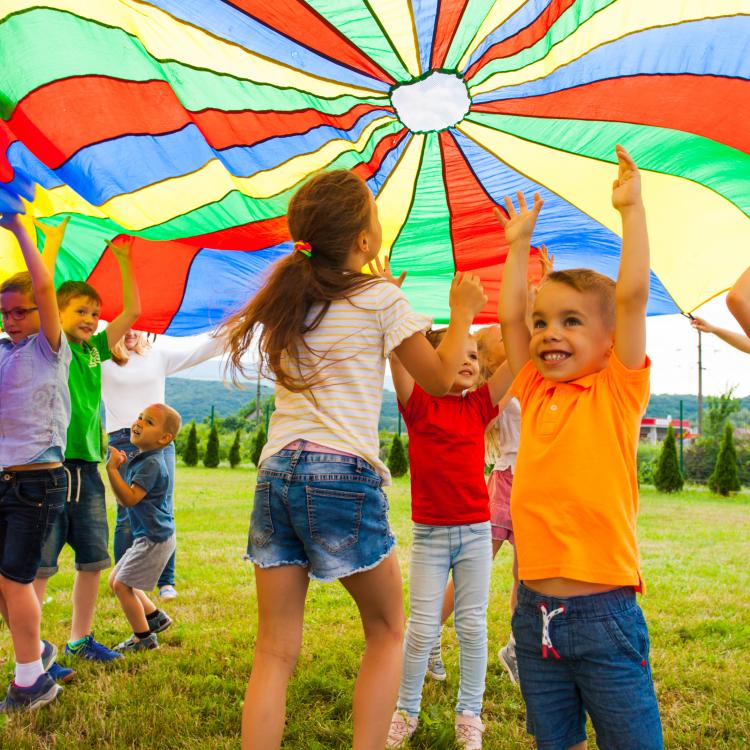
[386,710,418,748]
[455,711,485,750]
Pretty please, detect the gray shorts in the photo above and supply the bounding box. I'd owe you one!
[112,534,176,590]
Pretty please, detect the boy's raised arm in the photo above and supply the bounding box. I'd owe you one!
[612,145,649,370]
[0,214,63,351]
[497,192,543,376]
[105,235,142,347]
[726,267,750,338]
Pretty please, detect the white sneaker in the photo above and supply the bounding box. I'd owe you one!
[455,711,485,750]
[386,710,418,748]
[159,585,178,600]
[498,638,519,686]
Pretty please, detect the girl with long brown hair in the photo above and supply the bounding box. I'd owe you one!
[223,169,488,750]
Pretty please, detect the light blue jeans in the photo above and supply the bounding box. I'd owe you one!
[397,521,493,717]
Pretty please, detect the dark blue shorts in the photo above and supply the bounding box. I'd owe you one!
[248,447,395,582]
[37,460,111,577]
[512,583,663,750]
[0,467,67,584]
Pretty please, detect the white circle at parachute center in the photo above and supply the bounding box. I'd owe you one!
[390,71,471,132]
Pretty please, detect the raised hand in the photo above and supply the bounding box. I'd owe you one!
[0,212,23,232]
[368,254,406,287]
[107,446,127,469]
[690,316,715,334]
[450,271,487,319]
[538,243,554,278]
[106,234,135,262]
[611,144,642,211]
[494,191,543,247]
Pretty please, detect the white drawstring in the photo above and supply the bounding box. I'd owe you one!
[540,603,566,659]
[63,465,72,504]
[74,467,82,503]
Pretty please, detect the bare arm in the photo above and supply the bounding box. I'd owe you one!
[727,266,750,337]
[106,449,147,507]
[389,353,414,406]
[612,145,649,370]
[105,236,142,347]
[497,193,544,376]
[691,316,750,354]
[0,214,62,350]
[486,361,513,405]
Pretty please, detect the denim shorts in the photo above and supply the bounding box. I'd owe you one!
[0,467,67,584]
[37,460,112,577]
[512,583,663,750]
[247,447,395,582]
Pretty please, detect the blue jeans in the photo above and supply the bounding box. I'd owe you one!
[38,461,111,577]
[0,467,67,583]
[248,446,394,582]
[513,583,663,750]
[397,522,492,717]
[108,429,176,588]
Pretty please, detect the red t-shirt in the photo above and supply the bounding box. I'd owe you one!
[399,383,499,525]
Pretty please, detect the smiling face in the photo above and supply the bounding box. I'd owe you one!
[124,329,141,350]
[59,295,100,344]
[450,337,480,393]
[130,405,172,451]
[530,282,613,381]
[0,289,40,344]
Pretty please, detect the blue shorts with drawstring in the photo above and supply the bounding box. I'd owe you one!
[247,446,395,582]
[512,583,663,750]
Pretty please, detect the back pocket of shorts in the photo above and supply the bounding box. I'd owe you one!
[248,482,274,548]
[305,486,364,554]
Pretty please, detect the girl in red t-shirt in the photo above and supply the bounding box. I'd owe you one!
[386,329,512,750]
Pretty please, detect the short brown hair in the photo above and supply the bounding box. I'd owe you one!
[151,403,181,442]
[0,271,34,300]
[57,280,102,310]
[543,269,616,329]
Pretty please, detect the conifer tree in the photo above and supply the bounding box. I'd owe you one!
[708,422,741,496]
[229,429,242,468]
[251,426,267,468]
[387,434,409,478]
[653,424,683,493]
[183,421,198,467]
[203,423,220,468]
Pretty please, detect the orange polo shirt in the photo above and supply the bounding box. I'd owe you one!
[510,352,650,589]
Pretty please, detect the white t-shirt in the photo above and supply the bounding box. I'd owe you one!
[491,397,521,472]
[101,337,224,432]
[260,280,430,483]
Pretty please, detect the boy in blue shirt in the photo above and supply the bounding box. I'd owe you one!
[0,215,70,710]
[106,404,180,651]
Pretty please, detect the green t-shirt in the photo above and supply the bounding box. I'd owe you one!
[65,330,111,462]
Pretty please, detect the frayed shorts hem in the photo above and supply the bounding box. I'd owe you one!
[36,557,111,578]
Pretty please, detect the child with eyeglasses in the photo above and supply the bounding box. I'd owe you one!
[0,214,71,711]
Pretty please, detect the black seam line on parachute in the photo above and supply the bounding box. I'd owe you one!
[429,0,443,71]
[464,11,743,90]
[360,0,414,82]
[106,120,403,224]
[162,246,203,334]
[460,0,576,78]
[386,134,427,262]
[464,0,622,88]
[217,0,398,87]
[463,109,750,221]
[133,0,389,94]
[10,6,384,105]
[438,131,459,277]
[389,70,471,134]
[362,126,410,191]
[432,0,471,71]
[368,130,414,208]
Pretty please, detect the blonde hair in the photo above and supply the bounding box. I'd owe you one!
[1,271,34,300]
[110,331,151,366]
[476,326,505,464]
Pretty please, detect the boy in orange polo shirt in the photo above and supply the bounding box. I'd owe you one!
[497,146,662,750]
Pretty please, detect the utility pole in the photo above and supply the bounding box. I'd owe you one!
[697,330,703,434]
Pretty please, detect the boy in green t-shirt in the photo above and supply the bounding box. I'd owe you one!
[34,236,141,662]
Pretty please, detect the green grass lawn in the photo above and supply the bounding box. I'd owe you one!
[2,467,749,749]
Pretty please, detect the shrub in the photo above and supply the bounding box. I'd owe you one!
[653,424,684,493]
[183,421,199,466]
[251,426,267,468]
[203,423,220,468]
[637,442,660,485]
[708,422,741,496]
[387,434,408,478]
[229,429,242,468]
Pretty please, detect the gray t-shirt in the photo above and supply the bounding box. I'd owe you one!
[0,332,71,468]
[124,448,175,542]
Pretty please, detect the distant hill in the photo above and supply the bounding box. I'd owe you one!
[166,377,749,431]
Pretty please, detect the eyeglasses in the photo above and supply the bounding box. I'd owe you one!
[0,306,38,321]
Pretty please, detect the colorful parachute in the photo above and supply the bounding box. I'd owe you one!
[1,1,749,334]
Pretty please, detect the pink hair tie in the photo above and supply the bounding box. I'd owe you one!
[294,241,312,257]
